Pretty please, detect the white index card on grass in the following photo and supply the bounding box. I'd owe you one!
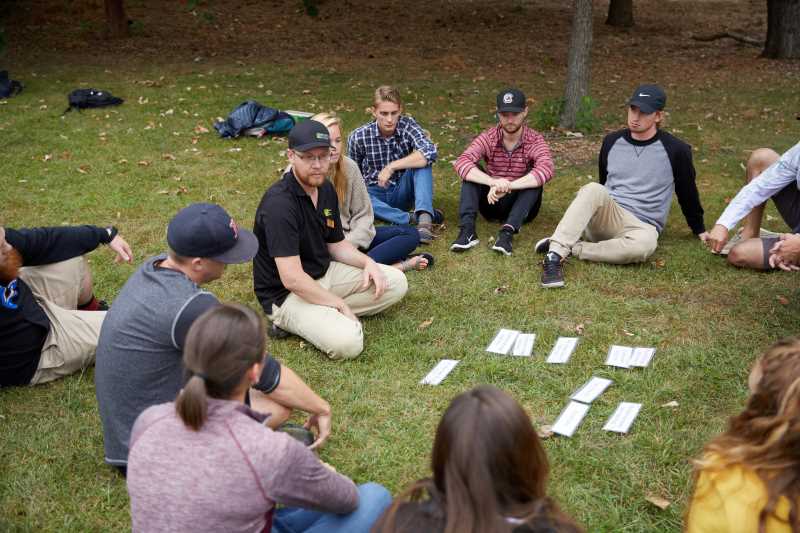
[605,345,634,368]
[570,377,613,404]
[420,360,459,386]
[551,401,591,437]
[511,333,536,357]
[602,402,642,433]
[546,337,579,364]
[486,329,520,355]
[630,347,656,368]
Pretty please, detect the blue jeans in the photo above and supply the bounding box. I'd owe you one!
[272,482,392,533]
[367,225,420,265]
[367,166,435,225]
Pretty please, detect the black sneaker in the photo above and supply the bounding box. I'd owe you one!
[268,323,291,339]
[97,300,110,311]
[276,422,316,447]
[534,237,550,254]
[450,226,479,252]
[541,252,565,288]
[491,229,513,256]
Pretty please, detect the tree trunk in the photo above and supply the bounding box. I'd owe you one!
[560,0,593,130]
[606,0,634,27]
[104,0,128,38]
[763,0,800,58]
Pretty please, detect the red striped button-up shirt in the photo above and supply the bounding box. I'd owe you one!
[454,124,554,187]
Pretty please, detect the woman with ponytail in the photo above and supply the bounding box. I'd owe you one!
[375,385,582,533]
[687,337,800,533]
[127,304,391,533]
[310,112,433,273]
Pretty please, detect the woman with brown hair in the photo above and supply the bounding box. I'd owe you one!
[126,303,391,533]
[310,112,433,273]
[375,385,583,533]
[686,337,800,533]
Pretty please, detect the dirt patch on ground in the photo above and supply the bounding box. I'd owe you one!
[3,0,799,85]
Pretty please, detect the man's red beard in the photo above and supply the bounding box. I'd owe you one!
[0,248,23,285]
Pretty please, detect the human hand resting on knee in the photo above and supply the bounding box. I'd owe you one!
[361,259,387,299]
[768,234,800,271]
[487,185,508,205]
[707,224,730,254]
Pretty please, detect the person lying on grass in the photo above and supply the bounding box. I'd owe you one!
[310,111,433,273]
[375,385,583,533]
[253,120,408,360]
[127,303,391,533]
[707,141,800,272]
[687,337,800,532]
[96,203,331,476]
[0,223,132,388]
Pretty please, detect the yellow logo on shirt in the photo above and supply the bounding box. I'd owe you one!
[323,208,333,217]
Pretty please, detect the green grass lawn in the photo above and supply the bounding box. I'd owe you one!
[1,61,799,532]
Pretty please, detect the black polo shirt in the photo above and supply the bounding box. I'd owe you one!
[253,170,345,313]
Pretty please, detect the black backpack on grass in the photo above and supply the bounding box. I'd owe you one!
[0,71,23,98]
[63,88,124,113]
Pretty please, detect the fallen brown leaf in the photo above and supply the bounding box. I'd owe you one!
[194,124,210,134]
[118,159,128,164]
[138,160,151,167]
[645,494,671,510]
[43,154,52,162]
[494,285,509,294]
[778,295,790,305]
[157,190,170,195]
[537,425,554,439]
[162,153,176,161]
[77,165,90,174]
[418,317,434,330]
[575,323,585,335]
[622,329,635,337]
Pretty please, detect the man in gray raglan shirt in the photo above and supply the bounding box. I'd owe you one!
[95,203,334,475]
[537,84,709,288]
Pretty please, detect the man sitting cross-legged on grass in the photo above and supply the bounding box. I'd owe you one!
[536,84,709,288]
[706,141,800,271]
[451,87,554,256]
[347,85,444,243]
[0,224,132,388]
[253,120,408,360]
[95,203,333,475]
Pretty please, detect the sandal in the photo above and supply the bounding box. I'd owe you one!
[400,253,434,272]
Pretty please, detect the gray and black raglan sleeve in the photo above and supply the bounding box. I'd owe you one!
[661,132,706,234]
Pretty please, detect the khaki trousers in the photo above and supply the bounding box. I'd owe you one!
[549,182,659,264]
[269,262,408,360]
[19,256,106,385]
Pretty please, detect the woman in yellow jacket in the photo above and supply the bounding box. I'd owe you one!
[686,337,800,533]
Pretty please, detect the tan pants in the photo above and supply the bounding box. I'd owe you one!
[549,182,659,264]
[269,262,408,360]
[19,256,106,385]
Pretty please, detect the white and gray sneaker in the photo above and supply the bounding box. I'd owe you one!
[450,226,479,252]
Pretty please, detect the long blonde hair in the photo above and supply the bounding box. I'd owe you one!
[691,337,800,532]
[310,112,348,203]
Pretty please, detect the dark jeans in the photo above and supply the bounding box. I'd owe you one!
[458,181,542,232]
[366,225,419,265]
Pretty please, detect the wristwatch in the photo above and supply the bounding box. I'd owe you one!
[105,226,118,242]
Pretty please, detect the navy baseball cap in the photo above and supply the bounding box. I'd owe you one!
[288,120,332,151]
[628,84,666,114]
[496,88,527,113]
[167,203,258,264]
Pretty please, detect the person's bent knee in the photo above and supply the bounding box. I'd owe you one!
[727,243,762,269]
[383,267,409,304]
[324,331,364,360]
[579,182,606,196]
[357,482,392,509]
[747,148,780,180]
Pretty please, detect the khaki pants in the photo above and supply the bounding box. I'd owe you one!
[549,182,659,264]
[269,262,408,360]
[19,256,106,385]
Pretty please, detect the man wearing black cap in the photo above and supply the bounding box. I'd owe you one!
[537,84,708,287]
[253,120,408,360]
[451,88,554,255]
[95,203,333,474]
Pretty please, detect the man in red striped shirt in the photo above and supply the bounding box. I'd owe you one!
[450,88,554,255]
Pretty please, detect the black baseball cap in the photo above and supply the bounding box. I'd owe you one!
[288,120,332,151]
[628,84,666,114]
[167,203,258,264]
[496,88,527,113]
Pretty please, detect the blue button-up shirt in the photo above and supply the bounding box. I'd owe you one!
[347,115,438,186]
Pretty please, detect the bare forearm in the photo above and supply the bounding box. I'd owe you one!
[508,173,541,190]
[329,240,370,270]
[285,270,345,309]
[464,167,496,186]
[387,150,428,172]
[269,365,330,416]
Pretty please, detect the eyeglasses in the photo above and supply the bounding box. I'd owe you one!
[293,152,332,165]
